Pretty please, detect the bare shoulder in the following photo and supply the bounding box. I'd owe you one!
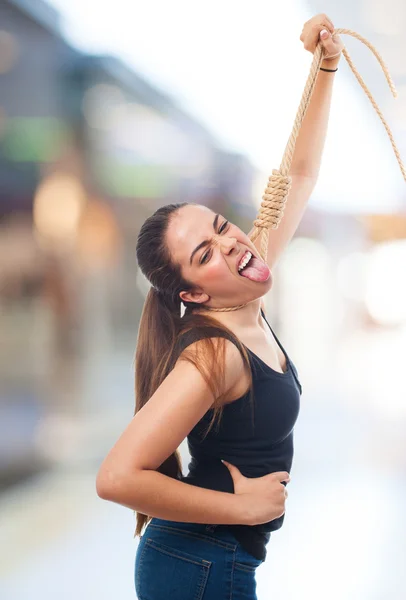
[178,335,246,398]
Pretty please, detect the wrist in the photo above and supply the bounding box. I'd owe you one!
[321,54,341,70]
[234,495,253,526]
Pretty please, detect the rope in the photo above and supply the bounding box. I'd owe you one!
[202,29,405,313]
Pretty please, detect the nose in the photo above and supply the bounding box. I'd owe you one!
[213,233,238,254]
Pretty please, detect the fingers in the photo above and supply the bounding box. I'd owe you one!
[319,28,342,59]
[316,13,335,32]
[320,27,333,51]
[300,13,335,50]
[324,16,335,33]
[221,460,240,476]
[302,24,324,54]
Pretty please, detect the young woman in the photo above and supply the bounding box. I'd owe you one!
[96,14,343,600]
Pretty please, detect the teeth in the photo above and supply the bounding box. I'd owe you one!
[238,251,252,271]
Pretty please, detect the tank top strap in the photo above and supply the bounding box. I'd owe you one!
[260,308,302,394]
[260,308,287,356]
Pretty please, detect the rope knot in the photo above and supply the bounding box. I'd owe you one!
[253,169,292,230]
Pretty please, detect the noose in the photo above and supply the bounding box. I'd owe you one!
[203,29,406,313]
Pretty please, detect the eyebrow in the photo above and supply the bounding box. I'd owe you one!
[189,213,220,265]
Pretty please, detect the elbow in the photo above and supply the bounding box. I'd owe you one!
[96,467,123,501]
[95,471,113,500]
[95,466,142,502]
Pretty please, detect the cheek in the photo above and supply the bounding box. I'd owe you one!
[203,258,233,283]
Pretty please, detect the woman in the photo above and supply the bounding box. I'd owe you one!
[96,13,344,600]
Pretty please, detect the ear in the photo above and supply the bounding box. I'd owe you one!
[179,289,210,304]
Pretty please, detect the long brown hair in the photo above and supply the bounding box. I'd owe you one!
[133,202,254,536]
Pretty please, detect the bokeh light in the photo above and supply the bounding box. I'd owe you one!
[33,174,87,245]
[365,240,406,325]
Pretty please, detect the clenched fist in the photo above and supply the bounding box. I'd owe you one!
[300,13,344,61]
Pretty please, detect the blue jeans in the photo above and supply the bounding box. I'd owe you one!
[134,517,265,599]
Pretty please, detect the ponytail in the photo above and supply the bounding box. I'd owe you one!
[133,286,184,536]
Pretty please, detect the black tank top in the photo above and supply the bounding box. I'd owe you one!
[174,308,302,561]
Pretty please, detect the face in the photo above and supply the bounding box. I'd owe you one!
[166,204,273,307]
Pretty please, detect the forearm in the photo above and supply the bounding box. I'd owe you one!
[98,469,248,525]
[289,55,341,178]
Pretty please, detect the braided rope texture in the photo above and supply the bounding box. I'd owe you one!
[202,29,405,313]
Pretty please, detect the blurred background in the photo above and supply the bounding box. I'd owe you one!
[0,0,405,598]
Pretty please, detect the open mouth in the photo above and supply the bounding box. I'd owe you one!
[236,248,271,282]
[237,250,254,275]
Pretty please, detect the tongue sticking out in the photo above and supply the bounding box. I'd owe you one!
[240,256,270,282]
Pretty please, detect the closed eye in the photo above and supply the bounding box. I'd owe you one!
[200,220,229,264]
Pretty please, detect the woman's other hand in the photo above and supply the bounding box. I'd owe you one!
[221,460,290,526]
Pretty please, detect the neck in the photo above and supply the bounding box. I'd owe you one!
[193,297,263,329]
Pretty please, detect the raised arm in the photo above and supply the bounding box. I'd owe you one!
[249,16,343,270]
[95,339,249,525]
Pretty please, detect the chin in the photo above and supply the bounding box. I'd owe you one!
[240,272,273,305]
